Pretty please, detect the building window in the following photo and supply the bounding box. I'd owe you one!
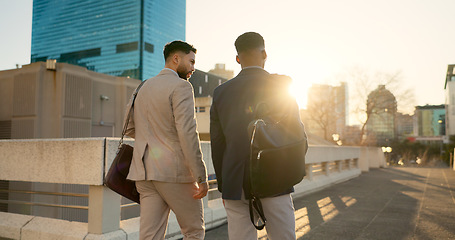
[205,74,208,83]
[116,42,138,53]
[195,107,206,113]
[145,42,154,53]
[60,48,101,62]
[199,86,202,94]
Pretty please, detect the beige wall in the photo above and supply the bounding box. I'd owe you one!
[0,62,141,139]
[0,62,141,221]
[194,97,212,140]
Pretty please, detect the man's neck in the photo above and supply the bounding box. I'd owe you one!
[164,64,177,72]
[163,67,178,76]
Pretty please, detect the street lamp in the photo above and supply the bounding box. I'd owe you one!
[382,146,392,164]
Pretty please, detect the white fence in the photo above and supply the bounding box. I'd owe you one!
[0,138,386,240]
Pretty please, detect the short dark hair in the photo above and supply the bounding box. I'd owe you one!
[163,40,197,61]
[235,32,265,53]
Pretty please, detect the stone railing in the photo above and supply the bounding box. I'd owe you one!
[0,138,385,240]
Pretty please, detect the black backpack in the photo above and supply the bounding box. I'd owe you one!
[248,101,308,230]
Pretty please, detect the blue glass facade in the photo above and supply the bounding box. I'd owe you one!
[31,0,185,80]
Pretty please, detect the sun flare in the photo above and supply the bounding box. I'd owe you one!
[289,80,308,109]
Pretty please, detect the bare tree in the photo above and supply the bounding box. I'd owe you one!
[341,66,415,145]
[304,84,346,142]
[305,93,337,141]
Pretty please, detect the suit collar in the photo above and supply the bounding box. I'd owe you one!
[242,66,264,70]
[238,67,269,76]
[159,68,179,77]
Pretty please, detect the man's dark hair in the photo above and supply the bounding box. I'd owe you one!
[234,32,265,53]
[163,40,197,61]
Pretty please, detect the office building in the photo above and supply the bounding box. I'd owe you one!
[444,64,455,139]
[188,70,229,140]
[365,85,397,146]
[31,0,186,80]
[412,105,445,144]
[396,112,414,140]
[208,63,234,80]
[305,82,348,141]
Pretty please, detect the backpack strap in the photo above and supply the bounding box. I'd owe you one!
[249,195,267,230]
[248,117,267,230]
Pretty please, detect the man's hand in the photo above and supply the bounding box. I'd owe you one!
[193,182,209,199]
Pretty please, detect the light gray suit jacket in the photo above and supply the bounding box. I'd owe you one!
[125,68,207,183]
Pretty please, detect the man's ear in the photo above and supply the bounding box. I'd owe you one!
[173,53,180,65]
[262,50,267,60]
[236,55,240,64]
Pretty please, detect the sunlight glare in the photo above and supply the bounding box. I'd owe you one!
[289,80,308,109]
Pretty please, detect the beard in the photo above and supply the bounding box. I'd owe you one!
[177,65,192,80]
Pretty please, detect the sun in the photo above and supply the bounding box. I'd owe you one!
[289,80,308,109]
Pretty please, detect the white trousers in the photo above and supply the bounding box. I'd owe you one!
[224,192,296,240]
[136,181,205,240]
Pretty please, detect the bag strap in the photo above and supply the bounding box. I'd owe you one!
[249,195,267,230]
[248,118,267,230]
[118,80,147,148]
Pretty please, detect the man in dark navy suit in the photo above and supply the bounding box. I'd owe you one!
[210,32,302,239]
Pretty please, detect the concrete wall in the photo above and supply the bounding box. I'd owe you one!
[359,147,387,172]
[0,138,385,239]
[0,62,141,139]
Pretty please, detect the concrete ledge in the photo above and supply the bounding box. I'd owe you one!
[120,217,139,240]
[0,138,106,185]
[21,216,87,240]
[306,146,361,164]
[0,212,34,239]
[0,212,129,240]
[0,138,384,239]
[293,169,361,199]
[85,230,126,240]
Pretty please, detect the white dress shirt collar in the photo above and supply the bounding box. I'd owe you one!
[242,66,264,70]
[163,68,179,77]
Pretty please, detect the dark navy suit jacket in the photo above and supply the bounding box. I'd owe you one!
[210,67,302,200]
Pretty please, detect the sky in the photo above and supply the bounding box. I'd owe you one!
[1,0,455,119]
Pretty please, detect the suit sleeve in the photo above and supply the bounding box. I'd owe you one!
[172,81,207,183]
[210,91,226,192]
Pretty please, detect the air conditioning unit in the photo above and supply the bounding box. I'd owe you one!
[46,59,56,70]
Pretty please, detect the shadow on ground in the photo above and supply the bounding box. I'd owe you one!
[204,167,455,240]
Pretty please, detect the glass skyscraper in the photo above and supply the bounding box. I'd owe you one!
[31,0,186,80]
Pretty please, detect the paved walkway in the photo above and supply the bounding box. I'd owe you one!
[203,167,455,240]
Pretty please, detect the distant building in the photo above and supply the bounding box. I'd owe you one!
[396,113,414,140]
[208,64,234,80]
[444,64,455,140]
[31,0,186,80]
[365,85,397,146]
[340,125,362,146]
[412,104,445,144]
[305,82,348,141]
[0,61,139,140]
[188,70,229,140]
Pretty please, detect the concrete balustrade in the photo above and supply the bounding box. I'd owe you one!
[0,138,385,239]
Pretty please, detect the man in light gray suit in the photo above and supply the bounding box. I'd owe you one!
[124,41,208,240]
